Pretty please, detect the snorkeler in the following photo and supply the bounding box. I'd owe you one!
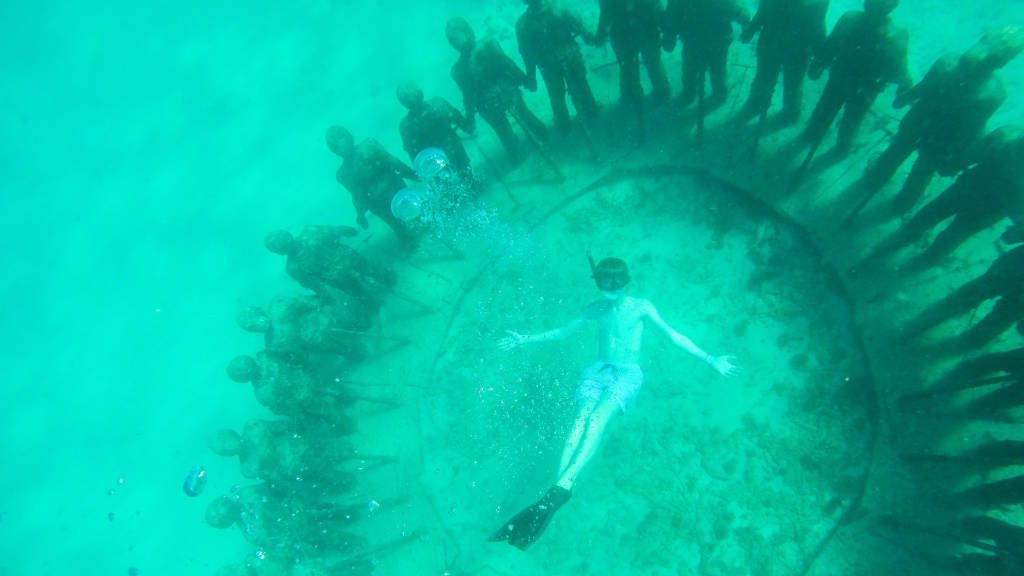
[490,255,740,549]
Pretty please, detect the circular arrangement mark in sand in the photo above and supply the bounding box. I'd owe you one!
[425,167,876,576]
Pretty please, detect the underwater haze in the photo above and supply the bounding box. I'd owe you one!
[2,1,1024,575]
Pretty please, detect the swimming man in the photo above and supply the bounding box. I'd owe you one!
[489,255,739,549]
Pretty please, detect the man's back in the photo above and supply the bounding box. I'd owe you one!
[585,296,652,364]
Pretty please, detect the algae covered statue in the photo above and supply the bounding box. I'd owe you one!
[396,83,473,176]
[325,125,420,247]
[446,16,549,161]
[516,0,600,132]
[490,255,740,549]
[800,0,911,156]
[844,26,1023,218]
[662,0,752,108]
[739,0,829,123]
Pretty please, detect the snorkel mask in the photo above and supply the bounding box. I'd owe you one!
[588,251,631,292]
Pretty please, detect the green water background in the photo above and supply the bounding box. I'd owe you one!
[1,1,1022,574]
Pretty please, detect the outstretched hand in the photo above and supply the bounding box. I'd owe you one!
[497,330,526,351]
[710,355,741,377]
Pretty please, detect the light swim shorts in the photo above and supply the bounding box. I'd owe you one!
[575,362,644,411]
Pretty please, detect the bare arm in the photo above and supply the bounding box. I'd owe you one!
[644,301,740,376]
[498,316,587,351]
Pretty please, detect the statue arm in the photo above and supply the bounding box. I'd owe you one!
[389,152,417,180]
[442,98,471,132]
[894,56,950,108]
[451,63,477,125]
[660,1,679,51]
[516,21,539,90]
[371,141,417,180]
[888,30,914,93]
[338,172,370,224]
[595,0,611,45]
[496,42,529,86]
[809,12,849,79]
[740,1,764,43]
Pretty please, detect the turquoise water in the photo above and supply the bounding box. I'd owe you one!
[2,1,1023,575]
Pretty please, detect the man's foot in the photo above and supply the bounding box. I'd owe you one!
[488,486,572,550]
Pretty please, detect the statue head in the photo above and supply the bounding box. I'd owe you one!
[396,83,425,111]
[263,229,296,256]
[236,306,271,333]
[325,125,355,158]
[959,26,1024,76]
[226,355,258,383]
[445,17,476,53]
[207,429,242,456]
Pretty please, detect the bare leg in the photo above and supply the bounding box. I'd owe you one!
[556,397,619,490]
[558,399,597,477]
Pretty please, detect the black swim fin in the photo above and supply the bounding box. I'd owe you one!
[488,486,571,550]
